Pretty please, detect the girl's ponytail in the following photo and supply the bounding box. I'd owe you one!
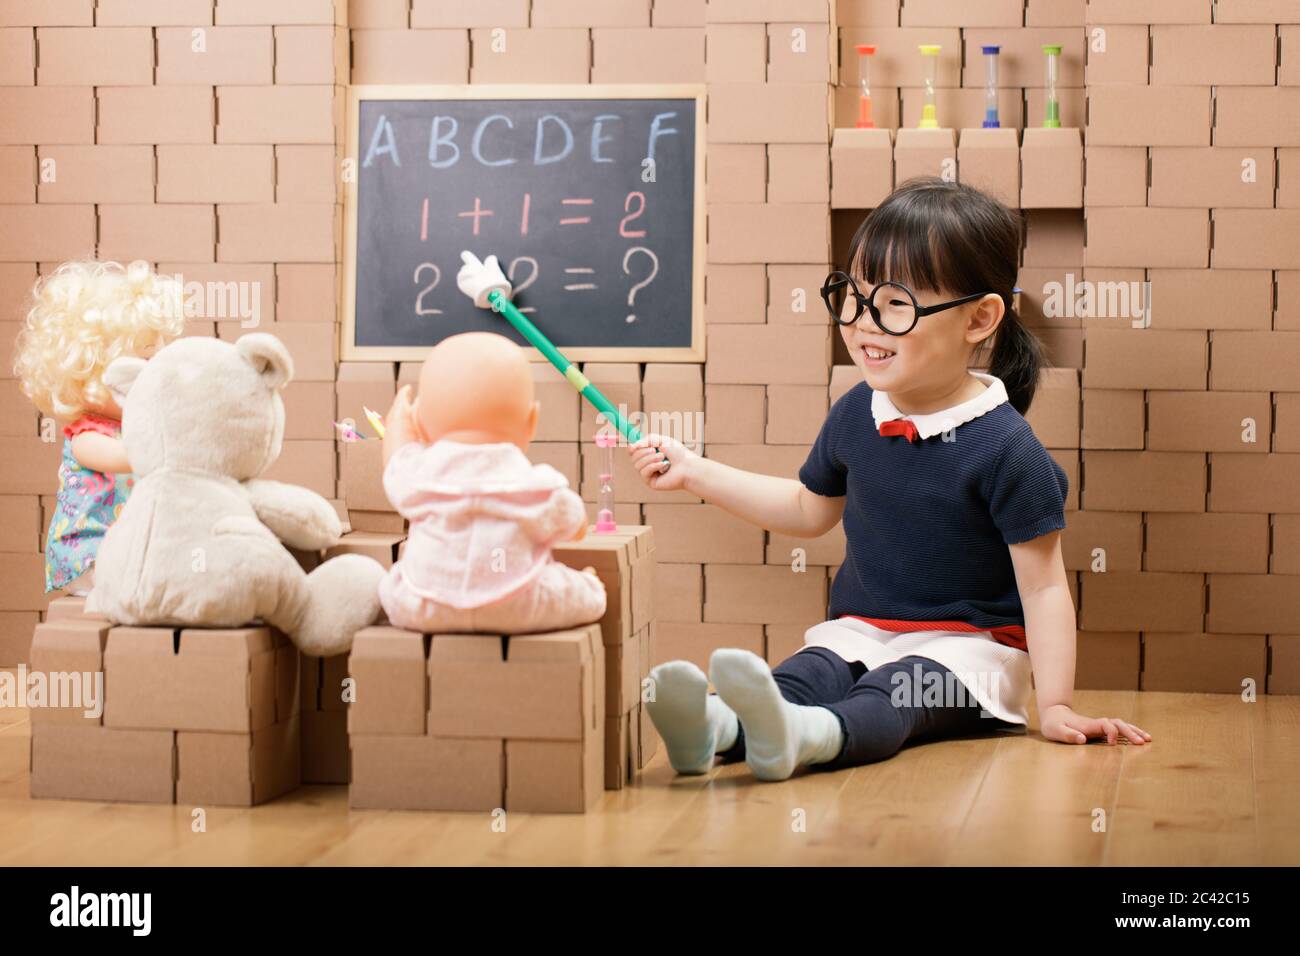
[987,303,1043,416]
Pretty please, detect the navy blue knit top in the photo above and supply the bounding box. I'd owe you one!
[798,381,1068,644]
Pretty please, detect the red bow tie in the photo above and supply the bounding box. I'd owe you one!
[878,419,920,442]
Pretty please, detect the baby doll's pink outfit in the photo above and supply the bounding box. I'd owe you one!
[378,439,607,634]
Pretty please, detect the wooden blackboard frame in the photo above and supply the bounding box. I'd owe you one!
[340,84,707,363]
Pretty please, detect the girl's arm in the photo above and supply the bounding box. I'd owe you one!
[629,433,845,538]
[69,432,132,474]
[1011,531,1151,746]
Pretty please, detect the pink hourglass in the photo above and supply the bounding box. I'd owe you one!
[594,431,618,533]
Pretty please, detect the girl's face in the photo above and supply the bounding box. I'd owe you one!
[838,279,1002,399]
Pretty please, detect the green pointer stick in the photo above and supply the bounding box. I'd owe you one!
[485,287,669,474]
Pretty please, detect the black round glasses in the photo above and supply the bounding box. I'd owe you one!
[820,271,1017,336]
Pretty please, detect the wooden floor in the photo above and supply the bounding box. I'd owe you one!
[2,675,1297,866]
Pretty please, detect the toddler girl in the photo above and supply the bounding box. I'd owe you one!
[631,178,1151,781]
[14,261,184,594]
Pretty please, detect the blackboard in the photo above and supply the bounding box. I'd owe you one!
[341,85,705,362]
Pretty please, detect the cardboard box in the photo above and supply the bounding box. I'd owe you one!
[275,25,349,85]
[1080,450,1206,512]
[767,22,833,84]
[533,0,650,27]
[1061,511,1142,572]
[555,524,654,647]
[767,521,847,568]
[893,127,956,185]
[705,325,829,386]
[410,0,529,28]
[1149,147,1273,208]
[704,384,766,443]
[276,262,336,323]
[325,531,401,568]
[653,562,702,623]
[97,86,215,145]
[102,626,295,732]
[0,205,96,262]
[826,128,889,210]
[0,87,94,145]
[1214,88,1300,148]
[27,618,111,723]
[1024,367,1080,448]
[0,610,40,666]
[1208,454,1300,514]
[351,623,604,812]
[1080,389,1143,450]
[1076,631,1140,690]
[1026,0,1084,26]
[707,82,831,145]
[1085,147,1148,207]
[1085,25,1150,86]
[156,25,273,86]
[97,0,215,26]
[1086,0,1211,24]
[99,204,215,264]
[592,26,703,83]
[30,723,175,804]
[705,24,765,83]
[904,0,1021,26]
[347,510,406,534]
[1207,574,1300,634]
[1268,635,1300,695]
[157,145,275,204]
[707,202,828,264]
[350,27,469,84]
[705,263,765,324]
[36,26,153,86]
[1209,331,1300,391]
[1021,128,1082,208]
[642,364,704,439]
[1146,513,1269,574]
[1151,25,1275,86]
[216,85,337,145]
[703,564,826,625]
[1084,328,1207,390]
[766,384,829,444]
[1147,269,1271,331]
[347,626,428,736]
[707,143,766,204]
[1086,208,1209,268]
[350,734,504,811]
[176,715,301,806]
[0,552,48,612]
[1079,571,1205,632]
[654,621,765,673]
[956,128,1018,209]
[641,504,762,564]
[1023,209,1085,266]
[1087,86,1210,147]
[260,439,334,499]
[1212,210,1300,270]
[1143,633,1267,694]
[768,143,829,203]
[1147,391,1270,453]
[468,27,589,84]
[709,0,829,22]
[34,145,153,204]
[653,0,705,27]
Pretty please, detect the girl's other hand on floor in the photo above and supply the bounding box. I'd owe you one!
[1040,704,1152,746]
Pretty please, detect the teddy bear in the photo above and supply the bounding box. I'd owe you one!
[84,332,385,656]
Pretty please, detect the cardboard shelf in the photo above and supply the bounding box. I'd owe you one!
[830,126,1084,210]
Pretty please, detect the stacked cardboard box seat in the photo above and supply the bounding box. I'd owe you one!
[347,525,659,813]
[29,599,300,806]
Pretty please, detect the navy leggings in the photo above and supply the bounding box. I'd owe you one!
[716,647,1021,769]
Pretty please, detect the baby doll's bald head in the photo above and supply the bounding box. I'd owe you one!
[416,332,538,449]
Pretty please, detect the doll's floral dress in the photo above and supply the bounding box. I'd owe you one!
[44,415,134,592]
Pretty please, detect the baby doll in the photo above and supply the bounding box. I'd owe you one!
[378,331,607,634]
[13,260,185,594]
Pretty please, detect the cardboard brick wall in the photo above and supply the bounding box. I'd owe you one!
[2,0,1298,699]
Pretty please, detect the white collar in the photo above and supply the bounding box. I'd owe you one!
[870,372,1009,440]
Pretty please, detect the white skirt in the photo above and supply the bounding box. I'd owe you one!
[801,617,1033,727]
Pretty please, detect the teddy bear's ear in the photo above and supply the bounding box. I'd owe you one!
[103,356,148,407]
[235,333,294,390]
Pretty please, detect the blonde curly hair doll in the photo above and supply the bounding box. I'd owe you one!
[13,260,185,593]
